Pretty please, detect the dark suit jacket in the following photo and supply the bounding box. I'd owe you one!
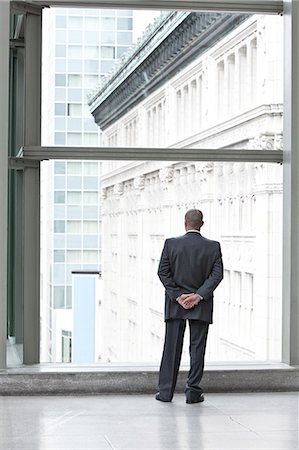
[158,231,223,324]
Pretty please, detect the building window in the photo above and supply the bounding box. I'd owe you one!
[117,18,133,30]
[83,133,98,146]
[54,132,65,145]
[84,60,98,73]
[55,103,66,116]
[53,286,65,309]
[117,31,132,45]
[101,17,115,30]
[67,133,82,145]
[54,220,65,233]
[84,75,98,88]
[55,74,66,86]
[54,191,65,204]
[67,191,82,204]
[54,250,65,263]
[68,74,82,87]
[85,46,99,59]
[83,221,98,233]
[68,45,82,58]
[83,192,98,204]
[68,16,83,28]
[68,30,83,44]
[83,162,98,175]
[82,250,98,264]
[67,220,82,233]
[67,250,81,263]
[55,16,66,28]
[55,45,66,57]
[54,161,66,174]
[67,162,82,174]
[85,17,99,29]
[101,46,115,59]
[61,330,72,362]
[67,103,82,116]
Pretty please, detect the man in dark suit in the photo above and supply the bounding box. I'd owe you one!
[156,209,223,403]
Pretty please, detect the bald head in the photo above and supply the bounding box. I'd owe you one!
[185,209,204,231]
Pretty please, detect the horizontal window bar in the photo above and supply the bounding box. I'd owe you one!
[30,0,283,14]
[19,146,283,163]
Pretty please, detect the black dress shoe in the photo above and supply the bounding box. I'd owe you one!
[155,393,172,402]
[186,394,204,404]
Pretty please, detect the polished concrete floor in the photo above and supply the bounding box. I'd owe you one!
[0,392,298,449]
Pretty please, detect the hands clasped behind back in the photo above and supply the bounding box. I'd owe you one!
[177,293,201,309]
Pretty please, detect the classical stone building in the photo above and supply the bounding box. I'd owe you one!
[89,12,283,363]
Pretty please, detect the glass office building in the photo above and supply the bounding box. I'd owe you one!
[41,8,134,362]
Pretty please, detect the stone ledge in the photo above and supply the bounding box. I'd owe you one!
[0,365,298,395]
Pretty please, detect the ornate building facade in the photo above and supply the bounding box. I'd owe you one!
[89,12,283,363]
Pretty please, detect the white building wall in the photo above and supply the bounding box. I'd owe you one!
[99,14,283,363]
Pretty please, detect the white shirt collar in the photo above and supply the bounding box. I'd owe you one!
[186,229,201,234]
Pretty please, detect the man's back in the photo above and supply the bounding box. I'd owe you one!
[166,232,221,294]
[158,231,223,323]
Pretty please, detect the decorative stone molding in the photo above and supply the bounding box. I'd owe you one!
[113,183,124,197]
[274,133,283,150]
[159,166,174,184]
[90,12,247,130]
[101,188,107,200]
[248,133,283,150]
[133,175,145,193]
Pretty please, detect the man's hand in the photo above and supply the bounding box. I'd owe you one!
[177,293,201,309]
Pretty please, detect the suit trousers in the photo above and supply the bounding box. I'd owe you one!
[158,318,209,401]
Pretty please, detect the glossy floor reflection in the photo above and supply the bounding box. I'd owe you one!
[0,392,298,449]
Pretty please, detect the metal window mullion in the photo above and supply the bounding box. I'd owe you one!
[20,146,283,163]
[14,172,24,347]
[22,8,42,364]
[30,0,283,14]
[0,1,9,369]
[23,165,40,364]
[24,11,41,147]
[282,0,299,366]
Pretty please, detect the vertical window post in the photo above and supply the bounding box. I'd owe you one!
[282,0,299,365]
[0,0,9,369]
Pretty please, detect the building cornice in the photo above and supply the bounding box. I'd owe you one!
[89,11,248,130]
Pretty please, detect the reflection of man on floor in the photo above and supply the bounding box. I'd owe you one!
[156,209,223,403]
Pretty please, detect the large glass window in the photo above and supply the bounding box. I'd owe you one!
[40,7,284,365]
[42,157,283,363]
[88,13,282,152]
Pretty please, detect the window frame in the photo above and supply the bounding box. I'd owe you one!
[5,0,298,369]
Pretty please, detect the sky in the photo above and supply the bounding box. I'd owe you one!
[132,10,161,43]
